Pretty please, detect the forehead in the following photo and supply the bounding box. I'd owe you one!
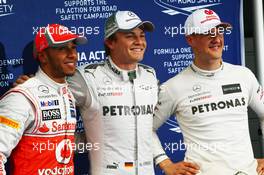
[204,26,226,35]
[49,41,77,49]
[117,27,145,35]
[191,28,225,38]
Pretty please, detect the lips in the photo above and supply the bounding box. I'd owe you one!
[131,48,144,52]
[65,62,75,66]
[64,61,76,68]
[209,45,221,51]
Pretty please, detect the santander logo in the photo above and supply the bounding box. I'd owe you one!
[38,123,50,133]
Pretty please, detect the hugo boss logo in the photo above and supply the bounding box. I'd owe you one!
[42,108,61,121]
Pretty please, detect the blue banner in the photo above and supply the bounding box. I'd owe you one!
[0,0,243,174]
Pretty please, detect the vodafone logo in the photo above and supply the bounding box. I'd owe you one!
[38,165,73,175]
[56,139,73,164]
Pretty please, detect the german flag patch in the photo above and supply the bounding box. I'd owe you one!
[124,162,133,168]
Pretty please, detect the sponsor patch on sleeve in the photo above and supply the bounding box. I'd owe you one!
[0,115,20,129]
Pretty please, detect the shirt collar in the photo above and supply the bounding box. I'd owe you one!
[35,67,68,94]
[190,62,224,77]
[106,57,138,82]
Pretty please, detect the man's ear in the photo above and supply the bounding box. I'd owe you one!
[104,39,114,50]
[37,51,48,64]
[185,35,193,46]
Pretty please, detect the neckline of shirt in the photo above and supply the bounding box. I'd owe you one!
[36,67,68,93]
[190,62,224,77]
[106,57,138,82]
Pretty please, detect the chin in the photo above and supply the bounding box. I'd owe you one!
[65,73,75,77]
[135,56,144,62]
[64,70,76,76]
[209,53,222,60]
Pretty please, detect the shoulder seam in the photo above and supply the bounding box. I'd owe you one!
[83,62,105,70]
[138,63,155,76]
[138,63,154,70]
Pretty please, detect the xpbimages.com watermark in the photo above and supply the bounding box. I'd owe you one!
[32,25,100,37]
[164,24,232,38]
[32,140,100,154]
[163,140,227,154]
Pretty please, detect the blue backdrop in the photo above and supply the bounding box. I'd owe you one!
[0,0,243,174]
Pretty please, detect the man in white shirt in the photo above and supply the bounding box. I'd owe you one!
[153,8,264,175]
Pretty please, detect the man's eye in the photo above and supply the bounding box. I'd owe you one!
[57,47,66,51]
[71,46,77,50]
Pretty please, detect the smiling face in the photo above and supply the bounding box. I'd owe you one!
[39,41,78,83]
[105,27,147,70]
[186,27,224,70]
